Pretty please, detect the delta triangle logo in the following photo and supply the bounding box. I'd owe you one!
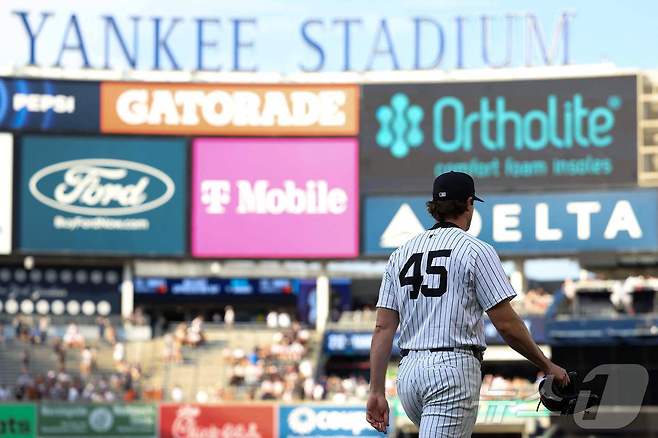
[379,203,425,248]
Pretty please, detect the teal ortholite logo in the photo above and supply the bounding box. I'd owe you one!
[376,93,424,158]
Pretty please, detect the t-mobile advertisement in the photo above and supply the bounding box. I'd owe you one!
[191,138,359,258]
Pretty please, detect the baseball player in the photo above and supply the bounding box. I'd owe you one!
[366,171,570,437]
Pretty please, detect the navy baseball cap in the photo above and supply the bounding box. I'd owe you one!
[432,171,484,202]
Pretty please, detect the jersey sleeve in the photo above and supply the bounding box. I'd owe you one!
[472,242,517,311]
[376,257,399,312]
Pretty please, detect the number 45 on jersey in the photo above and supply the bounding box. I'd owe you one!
[399,250,452,299]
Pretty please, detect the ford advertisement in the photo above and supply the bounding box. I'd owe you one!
[360,76,637,194]
[0,77,99,133]
[191,138,359,258]
[18,136,187,255]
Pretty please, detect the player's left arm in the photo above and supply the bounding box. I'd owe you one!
[367,307,399,433]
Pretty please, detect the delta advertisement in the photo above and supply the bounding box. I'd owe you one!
[363,189,658,256]
[101,82,359,136]
[38,403,156,437]
[191,138,359,258]
[0,133,12,254]
[360,75,637,194]
[0,77,99,132]
[18,135,187,255]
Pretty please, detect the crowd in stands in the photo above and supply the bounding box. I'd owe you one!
[224,322,314,401]
[0,315,144,403]
[162,315,207,364]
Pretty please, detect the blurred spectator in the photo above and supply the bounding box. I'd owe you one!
[63,323,85,349]
[0,385,10,401]
[128,307,147,326]
[104,320,117,346]
[53,338,66,369]
[524,287,553,314]
[21,349,30,369]
[37,316,50,344]
[278,312,291,328]
[266,311,278,328]
[113,342,125,365]
[162,333,182,363]
[80,347,96,378]
[13,316,31,342]
[96,316,106,340]
[226,323,312,401]
[0,321,5,345]
[224,306,235,326]
[187,315,205,347]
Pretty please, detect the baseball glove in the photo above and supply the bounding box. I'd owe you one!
[538,371,600,415]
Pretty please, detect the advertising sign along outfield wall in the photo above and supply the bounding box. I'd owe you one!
[101,82,359,136]
[159,404,275,438]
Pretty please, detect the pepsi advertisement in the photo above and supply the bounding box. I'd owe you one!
[360,75,637,194]
[0,78,99,132]
[18,135,187,255]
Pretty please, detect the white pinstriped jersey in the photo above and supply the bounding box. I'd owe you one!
[376,223,517,350]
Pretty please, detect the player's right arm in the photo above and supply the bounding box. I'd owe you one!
[487,300,569,386]
[472,241,570,386]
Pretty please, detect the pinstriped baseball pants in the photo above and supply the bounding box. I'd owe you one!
[396,349,482,437]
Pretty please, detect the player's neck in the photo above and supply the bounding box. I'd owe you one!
[442,215,469,231]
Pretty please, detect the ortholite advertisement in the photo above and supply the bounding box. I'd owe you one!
[360,75,637,194]
[38,403,156,437]
[18,135,187,255]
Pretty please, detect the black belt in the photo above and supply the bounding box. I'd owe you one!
[400,346,484,362]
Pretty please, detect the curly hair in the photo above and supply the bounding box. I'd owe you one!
[426,199,469,222]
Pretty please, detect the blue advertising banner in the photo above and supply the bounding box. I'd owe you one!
[279,405,389,437]
[18,135,187,255]
[324,331,401,356]
[323,317,545,356]
[0,78,99,132]
[364,190,658,256]
[134,277,299,296]
[3,1,658,73]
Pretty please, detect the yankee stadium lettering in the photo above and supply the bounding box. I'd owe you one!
[29,158,175,216]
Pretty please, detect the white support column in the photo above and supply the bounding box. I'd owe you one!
[121,262,134,319]
[315,275,330,333]
[509,259,527,296]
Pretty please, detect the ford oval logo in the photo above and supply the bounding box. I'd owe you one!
[29,158,175,216]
